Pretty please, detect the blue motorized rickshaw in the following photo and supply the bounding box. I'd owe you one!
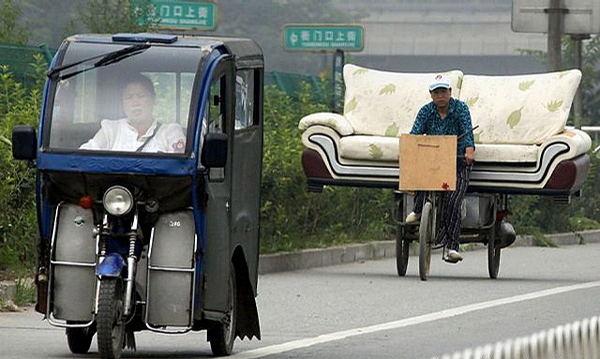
[12,32,263,358]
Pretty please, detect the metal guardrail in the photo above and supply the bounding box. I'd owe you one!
[430,315,600,359]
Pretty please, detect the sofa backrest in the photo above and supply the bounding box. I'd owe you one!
[459,70,582,144]
[343,64,463,137]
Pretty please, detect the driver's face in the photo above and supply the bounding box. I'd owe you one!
[122,83,154,125]
[430,87,451,108]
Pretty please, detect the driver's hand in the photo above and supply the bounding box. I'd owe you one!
[464,147,475,165]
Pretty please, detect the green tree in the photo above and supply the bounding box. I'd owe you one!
[261,80,395,253]
[568,36,600,126]
[518,35,600,127]
[511,35,600,234]
[22,0,76,48]
[0,54,46,271]
[0,0,30,45]
[67,0,158,35]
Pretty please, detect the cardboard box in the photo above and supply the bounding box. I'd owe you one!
[399,134,457,191]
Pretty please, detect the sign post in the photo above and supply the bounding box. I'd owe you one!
[134,0,218,30]
[282,24,364,112]
[282,24,365,52]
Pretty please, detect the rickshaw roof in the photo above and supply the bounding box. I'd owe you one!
[65,33,264,66]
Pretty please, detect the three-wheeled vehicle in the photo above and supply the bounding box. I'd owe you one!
[12,32,263,358]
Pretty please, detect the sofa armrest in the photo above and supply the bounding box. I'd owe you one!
[543,128,592,156]
[298,112,354,136]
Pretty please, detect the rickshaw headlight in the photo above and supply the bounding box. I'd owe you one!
[103,186,134,216]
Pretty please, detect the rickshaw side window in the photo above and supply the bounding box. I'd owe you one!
[235,70,255,130]
[208,75,225,133]
[202,70,231,179]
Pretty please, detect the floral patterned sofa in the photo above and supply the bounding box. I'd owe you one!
[299,64,591,199]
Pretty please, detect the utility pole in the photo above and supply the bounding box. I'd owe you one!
[571,34,589,126]
[546,0,565,72]
[512,0,599,128]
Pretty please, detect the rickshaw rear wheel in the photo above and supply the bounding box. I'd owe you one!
[395,227,410,276]
[419,201,433,281]
[66,323,96,354]
[208,265,237,356]
[488,227,502,279]
[97,278,125,359]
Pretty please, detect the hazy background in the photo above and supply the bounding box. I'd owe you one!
[18,0,550,75]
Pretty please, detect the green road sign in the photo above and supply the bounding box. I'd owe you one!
[135,0,217,30]
[283,24,365,52]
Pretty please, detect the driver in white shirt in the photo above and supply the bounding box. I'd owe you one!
[80,73,186,153]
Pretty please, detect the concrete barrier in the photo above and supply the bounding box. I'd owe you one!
[257,229,600,274]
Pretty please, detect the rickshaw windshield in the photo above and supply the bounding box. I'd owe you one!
[46,42,204,155]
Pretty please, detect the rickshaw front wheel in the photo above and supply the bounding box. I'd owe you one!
[208,265,237,356]
[66,323,96,354]
[97,278,125,359]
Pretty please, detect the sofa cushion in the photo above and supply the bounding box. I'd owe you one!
[340,135,399,162]
[343,64,463,137]
[459,70,581,145]
[474,143,539,163]
[339,135,541,164]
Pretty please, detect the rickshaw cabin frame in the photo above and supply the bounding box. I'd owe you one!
[13,32,264,356]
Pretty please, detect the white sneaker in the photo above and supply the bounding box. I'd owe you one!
[405,211,421,223]
[445,249,463,263]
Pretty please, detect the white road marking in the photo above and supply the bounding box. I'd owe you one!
[231,280,600,358]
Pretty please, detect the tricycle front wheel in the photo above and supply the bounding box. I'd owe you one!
[97,278,125,359]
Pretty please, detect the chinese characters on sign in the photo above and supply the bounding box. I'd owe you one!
[283,25,365,51]
[134,0,217,30]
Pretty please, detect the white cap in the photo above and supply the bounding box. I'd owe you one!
[429,74,451,91]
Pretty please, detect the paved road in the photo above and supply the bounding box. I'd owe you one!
[1,242,599,358]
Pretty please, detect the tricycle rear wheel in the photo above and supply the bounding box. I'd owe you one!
[208,265,237,356]
[396,226,410,276]
[66,324,96,354]
[419,201,433,281]
[488,227,501,279]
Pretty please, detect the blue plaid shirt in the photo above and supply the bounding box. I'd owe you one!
[409,97,475,157]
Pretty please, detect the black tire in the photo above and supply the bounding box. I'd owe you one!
[419,201,433,281]
[208,265,237,356]
[395,230,410,277]
[66,324,96,354]
[488,226,502,279]
[97,278,125,359]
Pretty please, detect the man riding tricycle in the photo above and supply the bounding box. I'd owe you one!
[12,32,263,358]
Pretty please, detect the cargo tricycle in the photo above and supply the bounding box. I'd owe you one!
[395,134,515,281]
[297,63,590,282]
[12,32,263,358]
